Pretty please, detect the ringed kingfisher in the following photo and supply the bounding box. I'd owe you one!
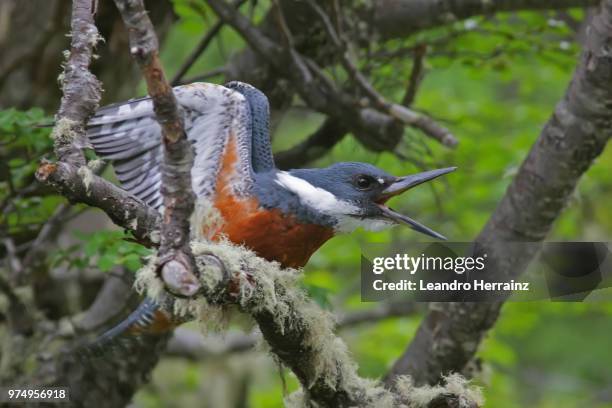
[85,81,455,351]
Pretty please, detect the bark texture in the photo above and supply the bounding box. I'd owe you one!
[35,162,161,246]
[113,0,199,297]
[52,0,102,166]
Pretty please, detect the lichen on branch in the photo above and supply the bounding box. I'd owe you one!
[133,239,483,408]
[52,1,103,166]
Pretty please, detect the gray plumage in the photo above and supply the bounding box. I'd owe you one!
[87,82,267,210]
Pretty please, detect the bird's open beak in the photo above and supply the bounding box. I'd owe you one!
[375,167,456,240]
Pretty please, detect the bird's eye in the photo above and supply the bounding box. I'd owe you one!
[355,175,374,190]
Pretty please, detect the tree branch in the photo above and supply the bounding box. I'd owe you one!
[385,0,612,387]
[180,66,228,84]
[171,0,248,86]
[166,300,419,360]
[72,268,139,334]
[402,44,427,107]
[171,20,225,86]
[207,0,406,153]
[114,0,200,297]
[307,0,458,148]
[371,0,600,40]
[36,161,161,246]
[52,0,102,166]
[211,0,589,155]
[135,242,480,407]
[275,118,348,170]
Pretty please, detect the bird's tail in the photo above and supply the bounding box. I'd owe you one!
[79,297,176,357]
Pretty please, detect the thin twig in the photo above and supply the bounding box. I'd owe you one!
[2,237,22,281]
[402,44,427,107]
[179,67,228,84]
[20,203,73,279]
[207,0,401,151]
[0,271,34,335]
[171,0,247,86]
[307,0,458,148]
[171,21,225,86]
[275,118,347,170]
[270,0,313,84]
[271,0,294,48]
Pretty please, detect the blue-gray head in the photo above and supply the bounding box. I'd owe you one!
[273,162,456,239]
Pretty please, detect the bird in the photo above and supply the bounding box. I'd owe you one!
[83,81,455,353]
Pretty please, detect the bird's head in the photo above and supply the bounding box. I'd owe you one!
[274,162,456,239]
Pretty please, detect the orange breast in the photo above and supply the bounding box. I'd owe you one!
[203,133,334,269]
[218,207,334,268]
[127,310,174,335]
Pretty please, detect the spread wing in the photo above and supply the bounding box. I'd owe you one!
[87,83,255,209]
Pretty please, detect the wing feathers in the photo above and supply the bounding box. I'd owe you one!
[87,83,256,210]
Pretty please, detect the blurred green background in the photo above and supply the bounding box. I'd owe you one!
[1,2,611,407]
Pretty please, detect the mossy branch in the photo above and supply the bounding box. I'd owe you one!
[38,0,103,208]
[134,240,483,408]
[52,0,102,166]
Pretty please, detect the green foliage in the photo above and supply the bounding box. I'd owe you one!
[51,230,151,273]
[0,109,151,278]
[0,108,52,153]
[0,108,57,235]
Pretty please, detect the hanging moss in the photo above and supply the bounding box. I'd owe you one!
[133,239,483,407]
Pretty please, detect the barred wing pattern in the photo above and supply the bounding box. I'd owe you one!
[87,83,255,210]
